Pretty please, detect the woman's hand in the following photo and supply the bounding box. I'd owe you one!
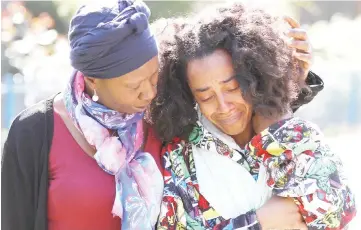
[256,196,307,230]
[284,16,313,82]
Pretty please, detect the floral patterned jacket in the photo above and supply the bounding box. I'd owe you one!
[157,117,356,230]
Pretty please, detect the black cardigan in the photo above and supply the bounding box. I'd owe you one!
[2,97,54,230]
[1,72,323,230]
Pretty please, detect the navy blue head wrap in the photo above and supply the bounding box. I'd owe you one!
[69,0,158,78]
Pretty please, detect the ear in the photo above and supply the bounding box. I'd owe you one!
[84,76,97,90]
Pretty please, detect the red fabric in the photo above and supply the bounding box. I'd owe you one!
[48,112,162,230]
[144,123,163,172]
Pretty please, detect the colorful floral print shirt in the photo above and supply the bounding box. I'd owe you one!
[157,117,356,230]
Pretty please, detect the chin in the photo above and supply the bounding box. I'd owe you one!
[222,129,242,136]
[114,106,138,114]
[218,126,239,136]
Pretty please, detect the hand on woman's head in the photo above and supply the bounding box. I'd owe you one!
[284,16,313,83]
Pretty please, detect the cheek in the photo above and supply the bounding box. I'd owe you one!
[238,102,253,130]
[230,92,251,111]
[237,99,253,121]
[113,89,138,106]
[100,83,136,106]
[196,100,217,120]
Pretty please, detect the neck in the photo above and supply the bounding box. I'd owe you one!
[231,111,293,147]
[252,112,293,134]
[84,81,94,98]
[231,122,254,148]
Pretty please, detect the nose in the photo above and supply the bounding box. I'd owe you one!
[217,94,233,114]
[139,80,157,102]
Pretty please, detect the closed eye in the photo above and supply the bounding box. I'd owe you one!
[228,87,239,92]
[130,85,141,90]
[200,95,214,102]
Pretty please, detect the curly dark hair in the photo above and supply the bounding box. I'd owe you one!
[150,3,303,142]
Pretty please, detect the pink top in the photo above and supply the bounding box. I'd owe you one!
[48,111,162,230]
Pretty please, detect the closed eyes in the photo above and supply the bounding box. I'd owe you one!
[130,84,141,90]
[228,87,239,92]
[200,87,239,102]
[200,95,214,102]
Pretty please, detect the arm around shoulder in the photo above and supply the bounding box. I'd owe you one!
[1,98,54,230]
[254,118,356,229]
[292,71,325,112]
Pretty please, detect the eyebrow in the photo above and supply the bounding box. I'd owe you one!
[194,75,236,92]
[222,76,236,84]
[195,86,210,92]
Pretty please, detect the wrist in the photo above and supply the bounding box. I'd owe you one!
[255,209,264,229]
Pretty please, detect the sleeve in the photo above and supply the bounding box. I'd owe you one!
[156,147,262,230]
[212,211,261,230]
[258,120,356,230]
[292,71,325,112]
[1,126,36,229]
[1,106,49,230]
[143,124,163,171]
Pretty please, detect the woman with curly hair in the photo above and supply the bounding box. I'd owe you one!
[151,3,356,230]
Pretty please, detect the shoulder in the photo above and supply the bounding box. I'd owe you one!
[2,96,56,182]
[4,97,55,160]
[247,117,327,162]
[8,97,54,138]
[248,117,337,190]
[143,123,163,170]
[263,117,324,150]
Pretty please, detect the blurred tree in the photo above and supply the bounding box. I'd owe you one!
[145,1,193,22]
[23,1,68,34]
[52,0,194,32]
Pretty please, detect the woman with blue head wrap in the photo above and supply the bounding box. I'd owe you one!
[2,1,162,230]
[59,1,162,229]
[68,0,159,113]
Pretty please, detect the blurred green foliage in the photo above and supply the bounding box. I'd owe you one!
[19,0,194,34]
[146,1,193,22]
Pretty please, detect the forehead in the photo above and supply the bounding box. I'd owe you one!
[114,56,159,83]
[186,49,235,86]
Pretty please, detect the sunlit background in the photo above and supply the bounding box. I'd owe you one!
[1,0,360,228]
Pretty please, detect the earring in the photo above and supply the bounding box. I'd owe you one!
[92,89,99,102]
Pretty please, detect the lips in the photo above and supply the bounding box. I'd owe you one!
[217,111,243,125]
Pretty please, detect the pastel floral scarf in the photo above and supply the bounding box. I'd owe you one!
[63,71,163,229]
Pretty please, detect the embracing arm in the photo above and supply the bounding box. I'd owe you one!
[292,71,324,113]
[156,143,262,230]
[251,118,356,230]
[157,143,306,230]
[210,198,307,230]
[284,17,325,113]
[1,99,53,230]
[2,119,39,230]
